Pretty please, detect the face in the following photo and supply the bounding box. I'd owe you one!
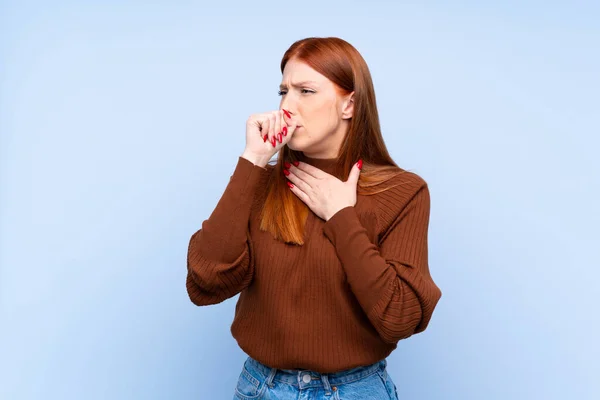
[279,58,354,158]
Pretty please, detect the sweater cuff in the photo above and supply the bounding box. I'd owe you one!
[234,156,270,183]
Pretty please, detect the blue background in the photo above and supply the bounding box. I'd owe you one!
[1,1,598,399]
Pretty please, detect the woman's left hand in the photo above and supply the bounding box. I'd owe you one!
[284,160,363,221]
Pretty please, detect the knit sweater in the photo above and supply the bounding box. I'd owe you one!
[186,155,442,373]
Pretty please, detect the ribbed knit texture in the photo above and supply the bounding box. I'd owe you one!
[186,155,442,373]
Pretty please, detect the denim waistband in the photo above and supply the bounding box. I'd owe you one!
[246,356,387,389]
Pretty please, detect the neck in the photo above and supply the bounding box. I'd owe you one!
[300,153,339,175]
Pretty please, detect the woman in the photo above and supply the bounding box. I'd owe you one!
[186,36,442,400]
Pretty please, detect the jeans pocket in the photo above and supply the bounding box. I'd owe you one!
[387,371,399,400]
[234,360,266,400]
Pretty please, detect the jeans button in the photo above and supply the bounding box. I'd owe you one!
[302,374,311,383]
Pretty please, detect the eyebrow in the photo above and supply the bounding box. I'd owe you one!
[279,80,319,89]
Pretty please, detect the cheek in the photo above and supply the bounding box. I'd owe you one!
[304,99,336,131]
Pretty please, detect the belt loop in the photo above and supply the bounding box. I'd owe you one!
[321,374,333,395]
[380,359,388,379]
[265,366,277,388]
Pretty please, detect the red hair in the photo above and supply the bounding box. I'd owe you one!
[260,37,408,245]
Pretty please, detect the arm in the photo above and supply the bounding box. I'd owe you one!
[322,184,442,344]
[186,156,267,306]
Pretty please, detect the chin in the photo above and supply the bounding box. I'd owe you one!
[286,142,301,151]
[286,139,312,152]
[286,134,304,151]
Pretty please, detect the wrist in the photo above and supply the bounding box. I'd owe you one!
[241,151,271,168]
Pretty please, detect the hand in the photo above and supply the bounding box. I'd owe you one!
[242,109,298,167]
[284,159,363,221]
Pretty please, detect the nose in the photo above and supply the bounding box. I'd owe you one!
[280,98,293,115]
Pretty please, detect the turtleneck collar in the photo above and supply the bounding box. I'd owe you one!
[300,154,340,175]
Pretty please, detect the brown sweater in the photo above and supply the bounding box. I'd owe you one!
[186,155,442,373]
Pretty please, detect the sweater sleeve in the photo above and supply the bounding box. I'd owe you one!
[322,184,442,344]
[186,156,267,306]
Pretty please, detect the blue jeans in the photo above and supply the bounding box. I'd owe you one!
[233,356,399,399]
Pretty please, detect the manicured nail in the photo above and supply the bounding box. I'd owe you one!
[357,159,363,170]
[263,134,268,142]
[271,137,276,147]
[292,161,299,167]
[283,169,290,176]
[282,126,287,136]
[282,109,291,118]
[284,161,291,169]
[278,133,282,143]
[287,181,294,189]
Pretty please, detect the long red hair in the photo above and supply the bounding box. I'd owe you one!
[259,37,408,245]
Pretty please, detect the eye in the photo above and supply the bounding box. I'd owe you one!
[277,89,315,96]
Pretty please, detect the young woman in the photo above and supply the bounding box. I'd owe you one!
[186,36,442,400]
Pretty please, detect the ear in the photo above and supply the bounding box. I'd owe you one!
[341,91,354,120]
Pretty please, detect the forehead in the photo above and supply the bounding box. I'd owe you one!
[281,59,327,84]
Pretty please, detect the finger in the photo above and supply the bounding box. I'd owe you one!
[282,108,292,122]
[282,109,294,126]
[268,113,276,147]
[279,110,286,140]
[293,161,326,179]
[288,166,315,188]
[261,118,270,142]
[347,159,362,186]
[275,110,282,143]
[287,180,310,205]
[281,110,288,137]
[282,109,297,135]
[286,169,312,193]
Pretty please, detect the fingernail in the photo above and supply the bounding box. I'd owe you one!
[357,159,363,170]
[287,181,294,189]
[282,109,291,118]
[284,161,291,169]
[283,169,290,176]
[278,133,282,143]
[292,161,299,167]
[271,137,276,147]
[263,134,268,142]
[282,126,287,136]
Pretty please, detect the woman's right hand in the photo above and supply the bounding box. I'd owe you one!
[242,109,298,167]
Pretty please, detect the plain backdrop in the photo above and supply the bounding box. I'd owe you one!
[1,1,599,399]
